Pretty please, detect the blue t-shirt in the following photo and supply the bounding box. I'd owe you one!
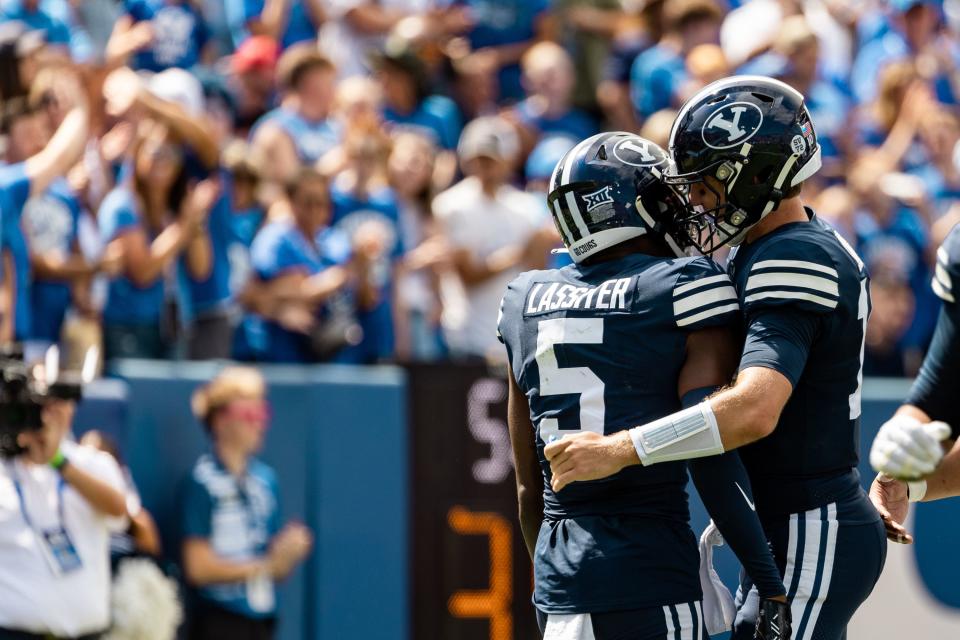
[514,99,598,141]
[454,0,550,101]
[126,0,209,71]
[98,187,166,326]
[804,78,852,161]
[630,43,686,119]
[250,218,338,362]
[251,108,340,165]
[224,0,317,50]
[180,177,233,317]
[0,163,33,340]
[180,453,282,619]
[21,178,81,342]
[330,184,404,363]
[384,95,462,150]
[0,0,71,45]
[228,201,266,360]
[856,205,937,350]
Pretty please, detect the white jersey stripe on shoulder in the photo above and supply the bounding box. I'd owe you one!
[801,504,838,640]
[751,259,838,277]
[674,274,731,297]
[674,286,738,316]
[744,290,838,309]
[675,603,694,640]
[746,273,839,296]
[676,303,740,327]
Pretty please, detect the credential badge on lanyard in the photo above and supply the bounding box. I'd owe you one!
[9,461,83,577]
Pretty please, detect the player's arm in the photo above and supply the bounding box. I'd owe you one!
[871,297,960,480]
[869,294,960,540]
[679,328,787,601]
[544,248,824,491]
[507,363,544,562]
[546,309,803,490]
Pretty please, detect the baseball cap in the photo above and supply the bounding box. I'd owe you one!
[232,36,279,74]
[457,116,520,162]
[147,68,205,116]
[525,135,577,181]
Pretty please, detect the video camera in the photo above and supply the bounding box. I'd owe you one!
[0,345,93,458]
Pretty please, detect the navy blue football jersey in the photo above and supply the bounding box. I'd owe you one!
[907,223,960,436]
[498,252,739,613]
[727,210,873,518]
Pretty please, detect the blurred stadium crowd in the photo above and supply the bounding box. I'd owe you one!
[1,0,959,376]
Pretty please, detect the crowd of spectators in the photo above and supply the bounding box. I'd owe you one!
[1,0,960,375]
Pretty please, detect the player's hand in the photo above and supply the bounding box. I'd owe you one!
[754,597,791,640]
[869,473,913,544]
[544,431,638,492]
[869,415,951,479]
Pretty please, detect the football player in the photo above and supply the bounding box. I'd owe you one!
[501,131,790,640]
[868,223,960,543]
[543,77,886,640]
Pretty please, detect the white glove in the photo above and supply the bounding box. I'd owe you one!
[870,415,952,479]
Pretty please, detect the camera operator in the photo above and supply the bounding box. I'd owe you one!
[0,378,128,639]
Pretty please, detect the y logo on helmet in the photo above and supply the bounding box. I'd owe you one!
[612,138,666,167]
[582,186,614,212]
[701,102,764,150]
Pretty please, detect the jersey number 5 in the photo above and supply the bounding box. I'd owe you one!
[535,318,606,443]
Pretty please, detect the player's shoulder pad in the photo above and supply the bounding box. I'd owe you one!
[933,223,960,303]
[672,256,740,329]
[743,236,840,315]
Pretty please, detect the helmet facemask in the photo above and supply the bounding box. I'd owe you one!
[665,158,755,255]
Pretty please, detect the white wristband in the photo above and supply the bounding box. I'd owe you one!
[908,479,927,503]
[628,400,724,466]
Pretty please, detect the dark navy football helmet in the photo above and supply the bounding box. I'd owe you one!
[547,132,689,263]
[667,76,822,254]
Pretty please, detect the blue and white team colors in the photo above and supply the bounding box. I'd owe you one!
[726,211,887,640]
[499,253,739,639]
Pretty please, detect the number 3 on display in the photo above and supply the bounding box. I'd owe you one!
[535,318,606,443]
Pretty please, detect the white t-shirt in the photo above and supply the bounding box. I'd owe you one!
[0,442,128,636]
[433,177,542,357]
[318,0,434,78]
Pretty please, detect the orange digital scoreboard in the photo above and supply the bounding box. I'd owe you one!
[407,363,539,640]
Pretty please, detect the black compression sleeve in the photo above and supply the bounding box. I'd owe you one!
[684,386,786,599]
[906,303,960,438]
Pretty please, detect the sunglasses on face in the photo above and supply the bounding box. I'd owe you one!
[220,400,271,424]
